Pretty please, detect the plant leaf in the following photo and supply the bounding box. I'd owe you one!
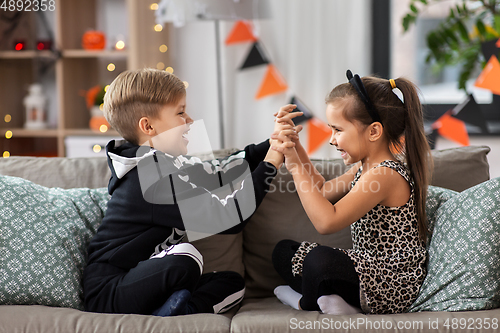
[476,18,486,38]
[456,20,470,42]
[494,14,500,35]
[458,45,480,91]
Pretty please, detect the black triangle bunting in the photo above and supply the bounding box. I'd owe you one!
[451,94,489,133]
[240,42,269,70]
[481,39,500,62]
[290,96,314,125]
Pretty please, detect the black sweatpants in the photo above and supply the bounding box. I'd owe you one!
[272,239,361,311]
[83,253,245,315]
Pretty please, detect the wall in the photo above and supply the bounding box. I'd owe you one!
[169,0,372,158]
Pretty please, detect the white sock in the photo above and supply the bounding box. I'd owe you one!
[274,285,301,310]
[317,294,362,315]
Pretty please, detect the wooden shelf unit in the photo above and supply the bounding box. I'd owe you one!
[0,0,171,157]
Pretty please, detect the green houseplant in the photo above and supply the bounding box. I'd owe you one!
[403,0,500,91]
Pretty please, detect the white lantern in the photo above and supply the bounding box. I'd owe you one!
[23,83,48,129]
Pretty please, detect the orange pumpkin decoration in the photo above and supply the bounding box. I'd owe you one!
[89,116,110,133]
[82,31,106,50]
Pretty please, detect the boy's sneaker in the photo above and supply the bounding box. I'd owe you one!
[152,289,191,316]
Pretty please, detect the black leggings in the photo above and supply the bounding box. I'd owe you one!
[272,239,361,311]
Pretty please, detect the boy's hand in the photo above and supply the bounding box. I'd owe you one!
[266,124,297,169]
[271,127,302,173]
[271,139,300,174]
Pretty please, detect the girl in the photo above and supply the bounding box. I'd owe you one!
[270,70,431,315]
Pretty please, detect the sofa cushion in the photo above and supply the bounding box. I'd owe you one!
[425,186,458,238]
[410,177,500,312]
[0,175,109,310]
[232,297,500,333]
[430,145,490,192]
[0,156,111,189]
[243,160,353,298]
[192,233,244,277]
[0,304,233,333]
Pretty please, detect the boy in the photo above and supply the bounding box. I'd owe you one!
[83,68,298,316]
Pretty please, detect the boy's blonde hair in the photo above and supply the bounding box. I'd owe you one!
[103,68,186,145]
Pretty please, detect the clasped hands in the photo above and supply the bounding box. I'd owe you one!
[270,104,303,171]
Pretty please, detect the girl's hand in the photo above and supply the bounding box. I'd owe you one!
[274,104,303,144]
[273,103,297,118]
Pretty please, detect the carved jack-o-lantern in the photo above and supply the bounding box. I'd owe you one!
[82,31,106,50]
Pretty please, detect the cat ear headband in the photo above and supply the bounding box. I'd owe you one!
[346,70,383,125]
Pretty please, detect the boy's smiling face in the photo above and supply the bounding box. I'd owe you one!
[147,96,194,156]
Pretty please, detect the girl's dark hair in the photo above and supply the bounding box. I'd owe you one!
[326,76,432,243]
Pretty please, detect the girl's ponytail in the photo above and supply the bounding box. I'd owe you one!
[394,78,432,243]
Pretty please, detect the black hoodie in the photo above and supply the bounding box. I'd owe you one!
[85,139,277,271]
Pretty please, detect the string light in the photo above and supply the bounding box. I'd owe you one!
[150,3,158,10]
[154,24,163,32]
[99,103,104,111]
[165,67,174,73]
[93,144,102,153]
[159,44,168,53]
[4,116,12,159]
[99,124,108,133]
[107,63,116,71]
[115,40,125,50]
[104,85,110,92]
[156,62,165,70]
[183,81,189,88]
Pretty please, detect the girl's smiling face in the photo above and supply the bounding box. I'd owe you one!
[326,98,369,165]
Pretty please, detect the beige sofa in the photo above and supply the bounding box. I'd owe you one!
[0,145,499,333]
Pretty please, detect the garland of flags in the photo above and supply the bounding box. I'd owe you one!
[227,21,500,152]
[429,37,500,147]
[225,20,330,154]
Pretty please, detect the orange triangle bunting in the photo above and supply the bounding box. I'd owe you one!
[474,55,500,95]
[433,111,469,146]
[255,65,288,99]
[225,21,257,45]
[497,38,500,48]
[307,118,331,155]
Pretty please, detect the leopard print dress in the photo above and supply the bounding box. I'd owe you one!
[344,160,427,314]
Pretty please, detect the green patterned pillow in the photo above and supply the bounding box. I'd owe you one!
[0,175,109,310]
[425,185,458,240]
[410,177,500,312]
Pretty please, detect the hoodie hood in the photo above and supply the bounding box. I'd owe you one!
[106,140,177,194]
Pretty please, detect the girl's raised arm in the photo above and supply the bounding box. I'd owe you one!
[321,162,360,204]
[289,163,395,235]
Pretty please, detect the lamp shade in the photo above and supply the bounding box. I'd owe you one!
[156,0,270,27]
[194,0,270,20]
